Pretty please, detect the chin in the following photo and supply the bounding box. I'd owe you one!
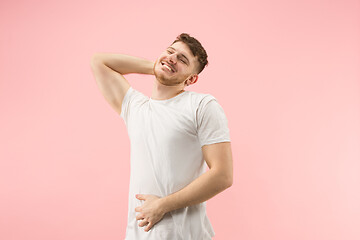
[154,69,167,84]
[154,66,171,84]
[154,67,165,81]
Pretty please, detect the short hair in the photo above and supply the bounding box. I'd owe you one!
[171,33,209,74]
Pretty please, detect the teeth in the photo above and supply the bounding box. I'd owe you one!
[165,65,172,71]
[162,62,174,72]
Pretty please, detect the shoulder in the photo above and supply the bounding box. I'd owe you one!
[185,90,217,108]
[124,87,149,103]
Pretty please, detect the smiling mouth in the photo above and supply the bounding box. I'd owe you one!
[161,61,175,73]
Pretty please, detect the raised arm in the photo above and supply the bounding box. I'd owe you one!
[90,53,154,115]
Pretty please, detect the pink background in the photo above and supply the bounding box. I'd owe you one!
[1,0,359,239]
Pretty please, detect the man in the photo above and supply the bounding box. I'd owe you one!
[90,33,233,240]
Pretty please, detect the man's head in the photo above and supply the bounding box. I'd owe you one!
[153,33,208,87]
[172,33,209,75]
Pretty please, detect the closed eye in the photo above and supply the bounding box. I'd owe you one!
[167,50,187,64]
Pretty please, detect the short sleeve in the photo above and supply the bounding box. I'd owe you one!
[196,96,231,147]
[120,86,148,124]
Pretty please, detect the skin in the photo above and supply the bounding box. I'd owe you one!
[150,41,200,100]
[91,40,232,232]
[135,41,201,231]
[134,42,233,232]
[135,142,233,232]
[135,194,164,231]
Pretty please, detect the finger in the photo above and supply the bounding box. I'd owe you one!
[136,194,145,200]
[145,222,153,232]
[135,214,144,221]
[138,220,149,227]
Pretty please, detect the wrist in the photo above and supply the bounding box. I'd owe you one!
[147,61,155,75]
[159,196,171,214]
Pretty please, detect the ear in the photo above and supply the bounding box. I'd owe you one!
[186,74,198,86]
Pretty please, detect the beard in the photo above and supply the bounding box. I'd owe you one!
[153,59,186,86]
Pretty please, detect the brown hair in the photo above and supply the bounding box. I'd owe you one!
[171,33,209,74]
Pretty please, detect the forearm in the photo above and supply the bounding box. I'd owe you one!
[159,169,231,214]
[91,53,154,75]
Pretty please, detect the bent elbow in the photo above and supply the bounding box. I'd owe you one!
[226,178,233,188]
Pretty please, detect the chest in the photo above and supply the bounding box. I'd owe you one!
[128,103,198,145]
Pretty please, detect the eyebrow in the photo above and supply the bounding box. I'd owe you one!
[167,47,190,64]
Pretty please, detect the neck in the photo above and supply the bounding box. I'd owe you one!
[151,79,185,100]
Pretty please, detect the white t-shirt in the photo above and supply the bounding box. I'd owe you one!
[120,87,231,240]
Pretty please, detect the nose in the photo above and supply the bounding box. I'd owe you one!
[168,53,177,64]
